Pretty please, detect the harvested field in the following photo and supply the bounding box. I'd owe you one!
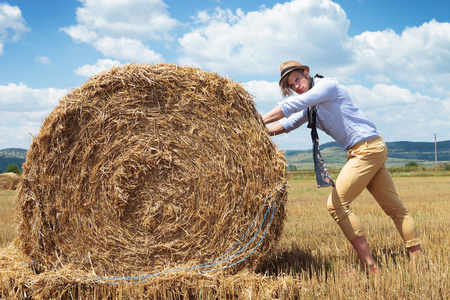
[0,173,20,190]
[0,63,288,297]
[1,176,449,299]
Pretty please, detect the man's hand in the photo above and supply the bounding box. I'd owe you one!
[267,123,286,136]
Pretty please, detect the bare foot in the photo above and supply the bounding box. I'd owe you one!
[343,265,378,277]
[408,245,429,271]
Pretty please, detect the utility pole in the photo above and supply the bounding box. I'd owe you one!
[434,133,437,167]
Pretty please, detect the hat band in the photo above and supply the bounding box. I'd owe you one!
[280,66,300,78]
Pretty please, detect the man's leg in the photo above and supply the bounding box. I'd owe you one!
[366,164,422,252]
[327,138,387,271]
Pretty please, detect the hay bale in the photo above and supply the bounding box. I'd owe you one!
[0,173,20,190]
[15,63,287,277]
[0,244,301,300]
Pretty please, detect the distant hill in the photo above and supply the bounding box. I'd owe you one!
[1,140,449,172]
[0,148,27,172]
[284,140,450,169]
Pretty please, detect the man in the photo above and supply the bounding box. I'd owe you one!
[263,60,423,274]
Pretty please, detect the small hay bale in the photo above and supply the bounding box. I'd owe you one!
[0,173,20,190]
[15,63,287,277]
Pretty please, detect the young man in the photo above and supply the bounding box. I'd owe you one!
[263,60,423,274]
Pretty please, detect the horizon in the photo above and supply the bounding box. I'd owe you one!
[2,138,449,153]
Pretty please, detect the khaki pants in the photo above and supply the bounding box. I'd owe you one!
[327,136,421,248]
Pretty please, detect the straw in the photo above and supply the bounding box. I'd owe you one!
[13,63,287,278]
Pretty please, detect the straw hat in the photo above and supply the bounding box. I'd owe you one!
[279,60,309,84]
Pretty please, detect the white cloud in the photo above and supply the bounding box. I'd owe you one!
[0,83,67,149]
[3,0,450,151]
[0,123,39,149]
[74,0,178,40]
[93,37,164,62]
[35,55,50,65]
[0,3,30,55]
[338,20,450,95]
[243,80,281,112]
[177,0,350,75]
[174,0,450,149]
[176,1,450,102]
[59,24,97,44]
[60,0,177,62]
[0,83,65,111]
[345,83,450,142]
[346,84,417,110]
[74,58,121,77]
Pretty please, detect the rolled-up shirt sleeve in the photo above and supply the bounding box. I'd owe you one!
[279,109,308,133]
[278,79,337,118]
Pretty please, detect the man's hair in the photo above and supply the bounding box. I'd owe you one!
[279,75,293,98]
[279,70,309,98]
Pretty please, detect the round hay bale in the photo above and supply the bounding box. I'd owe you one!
[16,63,287,276]
[0,173,20,190]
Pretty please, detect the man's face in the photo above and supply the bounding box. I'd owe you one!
[287,70,310,95]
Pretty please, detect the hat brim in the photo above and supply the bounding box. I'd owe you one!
[279,66,309,84]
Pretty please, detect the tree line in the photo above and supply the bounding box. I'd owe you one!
[0,163,22,175]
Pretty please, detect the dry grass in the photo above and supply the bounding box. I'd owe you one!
[256,175,449,299]
[0,190,16,247]
[1,175,449,299]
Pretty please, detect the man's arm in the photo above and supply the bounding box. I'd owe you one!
[262,105,284,125]
[266,122,286,136]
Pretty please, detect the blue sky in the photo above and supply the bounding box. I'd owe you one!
[1,0,449,150]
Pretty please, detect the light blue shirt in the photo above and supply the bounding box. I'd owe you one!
[278,77,379,150]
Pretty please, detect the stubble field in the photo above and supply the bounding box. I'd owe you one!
[0,174,449,299]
